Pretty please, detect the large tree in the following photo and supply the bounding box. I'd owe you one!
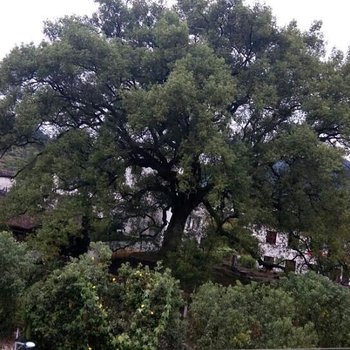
[1,0,350,261]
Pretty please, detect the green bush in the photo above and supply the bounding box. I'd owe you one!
[165,237,231,290]
[0,231,35,337]
[238,254,257,269]
[24,243,114,349]
[278,271,350,347]
[24,243,184,350]
[165,239,214,290]
[114,263,184,350]
[188,281,317,349]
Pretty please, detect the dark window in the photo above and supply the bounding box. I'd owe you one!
[264,256,274,263]
[263,256,274,270]
[266,230,277,244]
[285,260,296,272]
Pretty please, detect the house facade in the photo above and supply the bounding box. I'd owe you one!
[0,170,13,194]
[252,226,313,273]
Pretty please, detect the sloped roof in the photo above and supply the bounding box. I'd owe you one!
[0,169,15,178]
[7,214,37,231]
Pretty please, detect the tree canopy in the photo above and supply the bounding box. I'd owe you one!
[1,0,350,264]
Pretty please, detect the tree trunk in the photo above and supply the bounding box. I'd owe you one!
[161,200,192,254]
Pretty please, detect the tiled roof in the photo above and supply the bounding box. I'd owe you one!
[0,169,15,178]
[7,214,37,231]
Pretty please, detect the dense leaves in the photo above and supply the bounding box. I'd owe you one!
[24,243,114,349]
[114,263,184,350]
[24,243,183,350]
[278,272,350,347]
[189,273,350,349]
[1,0,350,268]
[3,3,350,342]
[189,280,317,349]
[0,231,35,337]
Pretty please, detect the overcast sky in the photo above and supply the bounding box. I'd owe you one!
[0,0,98,59]
[0,0,349,59]
[246,0,350,55]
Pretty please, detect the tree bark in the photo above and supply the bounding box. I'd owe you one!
[161,198,193,254]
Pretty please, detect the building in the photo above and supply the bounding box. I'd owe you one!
[0,170,14,195]
[0,169,37,235]
[252,226,313,273]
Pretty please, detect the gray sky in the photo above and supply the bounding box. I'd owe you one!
[0,0,98,59]
[0,0,349,59]
[246,0,350,55]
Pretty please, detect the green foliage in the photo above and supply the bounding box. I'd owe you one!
[24,243,183,350]
[165,235,233,290]
[1,0,350,267]
[0,231,35,337]
[114,263,184,350]
[24,243,114,349]
[5,2,350,345]
[278,272,350,347]
[238,254,257,269]
[166,239,214,290]
[0,145,39,171]
[28,197,90,261]
[189,281,317,350]
[256,125,350,268]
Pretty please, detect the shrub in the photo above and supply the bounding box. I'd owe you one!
[278,271,350,347]
[165,237,231,290]
[114,263,184,350]
[238,254,257,269]
[165,239,213,289]
[24,243,114,349]
[24,243,184,350]
[188,281,317,349]
[0,231,35,338]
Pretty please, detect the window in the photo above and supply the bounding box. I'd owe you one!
[192,217,201,230]
[264,256,274,263]
[285,260,296,272]
[266,230,277,244]
[263,256,274,270]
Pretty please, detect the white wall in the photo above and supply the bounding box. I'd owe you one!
[0,176,12,190]
[253,226,313,273]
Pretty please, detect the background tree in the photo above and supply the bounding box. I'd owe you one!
[1,0,350,262]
